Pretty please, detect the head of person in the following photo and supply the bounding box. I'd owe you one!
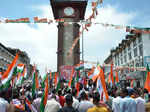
[134,88,142,98]
[37,91,43,98]
[144,88,149,94]
[72,88,77,97]
[52,94,56,98]
[92,91,100,105]
[80,91,88,101]
[115,90,121,97]
[52,89,56,94]
[0,89,6,98]
[66,88,72,94]
[120,88,128,98]
[128,88,135,97]
[58,89,62,96]
[65,94,73,106]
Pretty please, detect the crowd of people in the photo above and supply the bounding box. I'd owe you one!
[0,79,150,112]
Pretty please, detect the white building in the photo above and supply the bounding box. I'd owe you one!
[104,29,150,87]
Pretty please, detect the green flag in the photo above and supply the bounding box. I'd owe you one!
[32,71,36,98]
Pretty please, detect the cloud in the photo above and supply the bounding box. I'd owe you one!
[83,5,135,64]
[0,4,136,75]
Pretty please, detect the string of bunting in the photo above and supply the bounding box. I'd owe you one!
[0,17,149,34]
[83,61,146,71]
[68,0,104,56]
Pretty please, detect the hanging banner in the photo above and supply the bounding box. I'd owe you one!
[5,18,30,23]
[60,65,75,80]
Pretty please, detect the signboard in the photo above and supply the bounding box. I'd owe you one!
[60,65,74,80]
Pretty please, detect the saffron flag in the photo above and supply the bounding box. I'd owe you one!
[68,68,75,87]
[35,71,39,89]
[89,65,100,82]
[54,72,58,87]
[115,71,119,83]
[88,66,95,77]
[97,67,109,101]
[40,75,49,112]
[144,65,150,92]
[110,63,114,84]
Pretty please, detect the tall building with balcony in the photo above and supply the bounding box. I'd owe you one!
[0,43,31,77]
[104,29,150,87]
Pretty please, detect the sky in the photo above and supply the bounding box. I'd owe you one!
[0,0,150,75]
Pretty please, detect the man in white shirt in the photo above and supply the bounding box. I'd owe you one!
[72,88,79,109]
[112,90,123,112]
[135,89,145,112]
[78,91,94,112]
[120,88,137,112]
[44,94,61,112]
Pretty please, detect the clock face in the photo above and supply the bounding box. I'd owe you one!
[64,7,74,16]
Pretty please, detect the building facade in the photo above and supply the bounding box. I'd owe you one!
[0,43,31,76]
[104,30,150,87]
[0,43,15,72]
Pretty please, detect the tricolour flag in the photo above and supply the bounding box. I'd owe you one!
[89,65,100,82]
[75,71,80,97]
[97,66,109,101]
[75,62,84,71]
[40,75,49,112]
[16,64,25,85]
[0,54,18,90]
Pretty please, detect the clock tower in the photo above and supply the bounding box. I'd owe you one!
[50,0,88,72]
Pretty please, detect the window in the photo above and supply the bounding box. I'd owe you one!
[118,60,120,66]
[139,44,143,56]
[128,52,132,60]
[128,44,131,51]
[134,48,137,57]
[124,49,126,54]
[115,61,117,66]
[121,58,123,64]
[121,52,123,57]
[133,40,136,47]
[138,36,142,43]
[124,55,127,63]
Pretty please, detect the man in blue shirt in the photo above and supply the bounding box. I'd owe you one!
[120,88,137,112]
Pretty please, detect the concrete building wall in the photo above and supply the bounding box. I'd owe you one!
[0,43,31,77]
[113,35,144,68]
[142,34,150,57]
[0,45,14,71]
[104,33,150,87]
